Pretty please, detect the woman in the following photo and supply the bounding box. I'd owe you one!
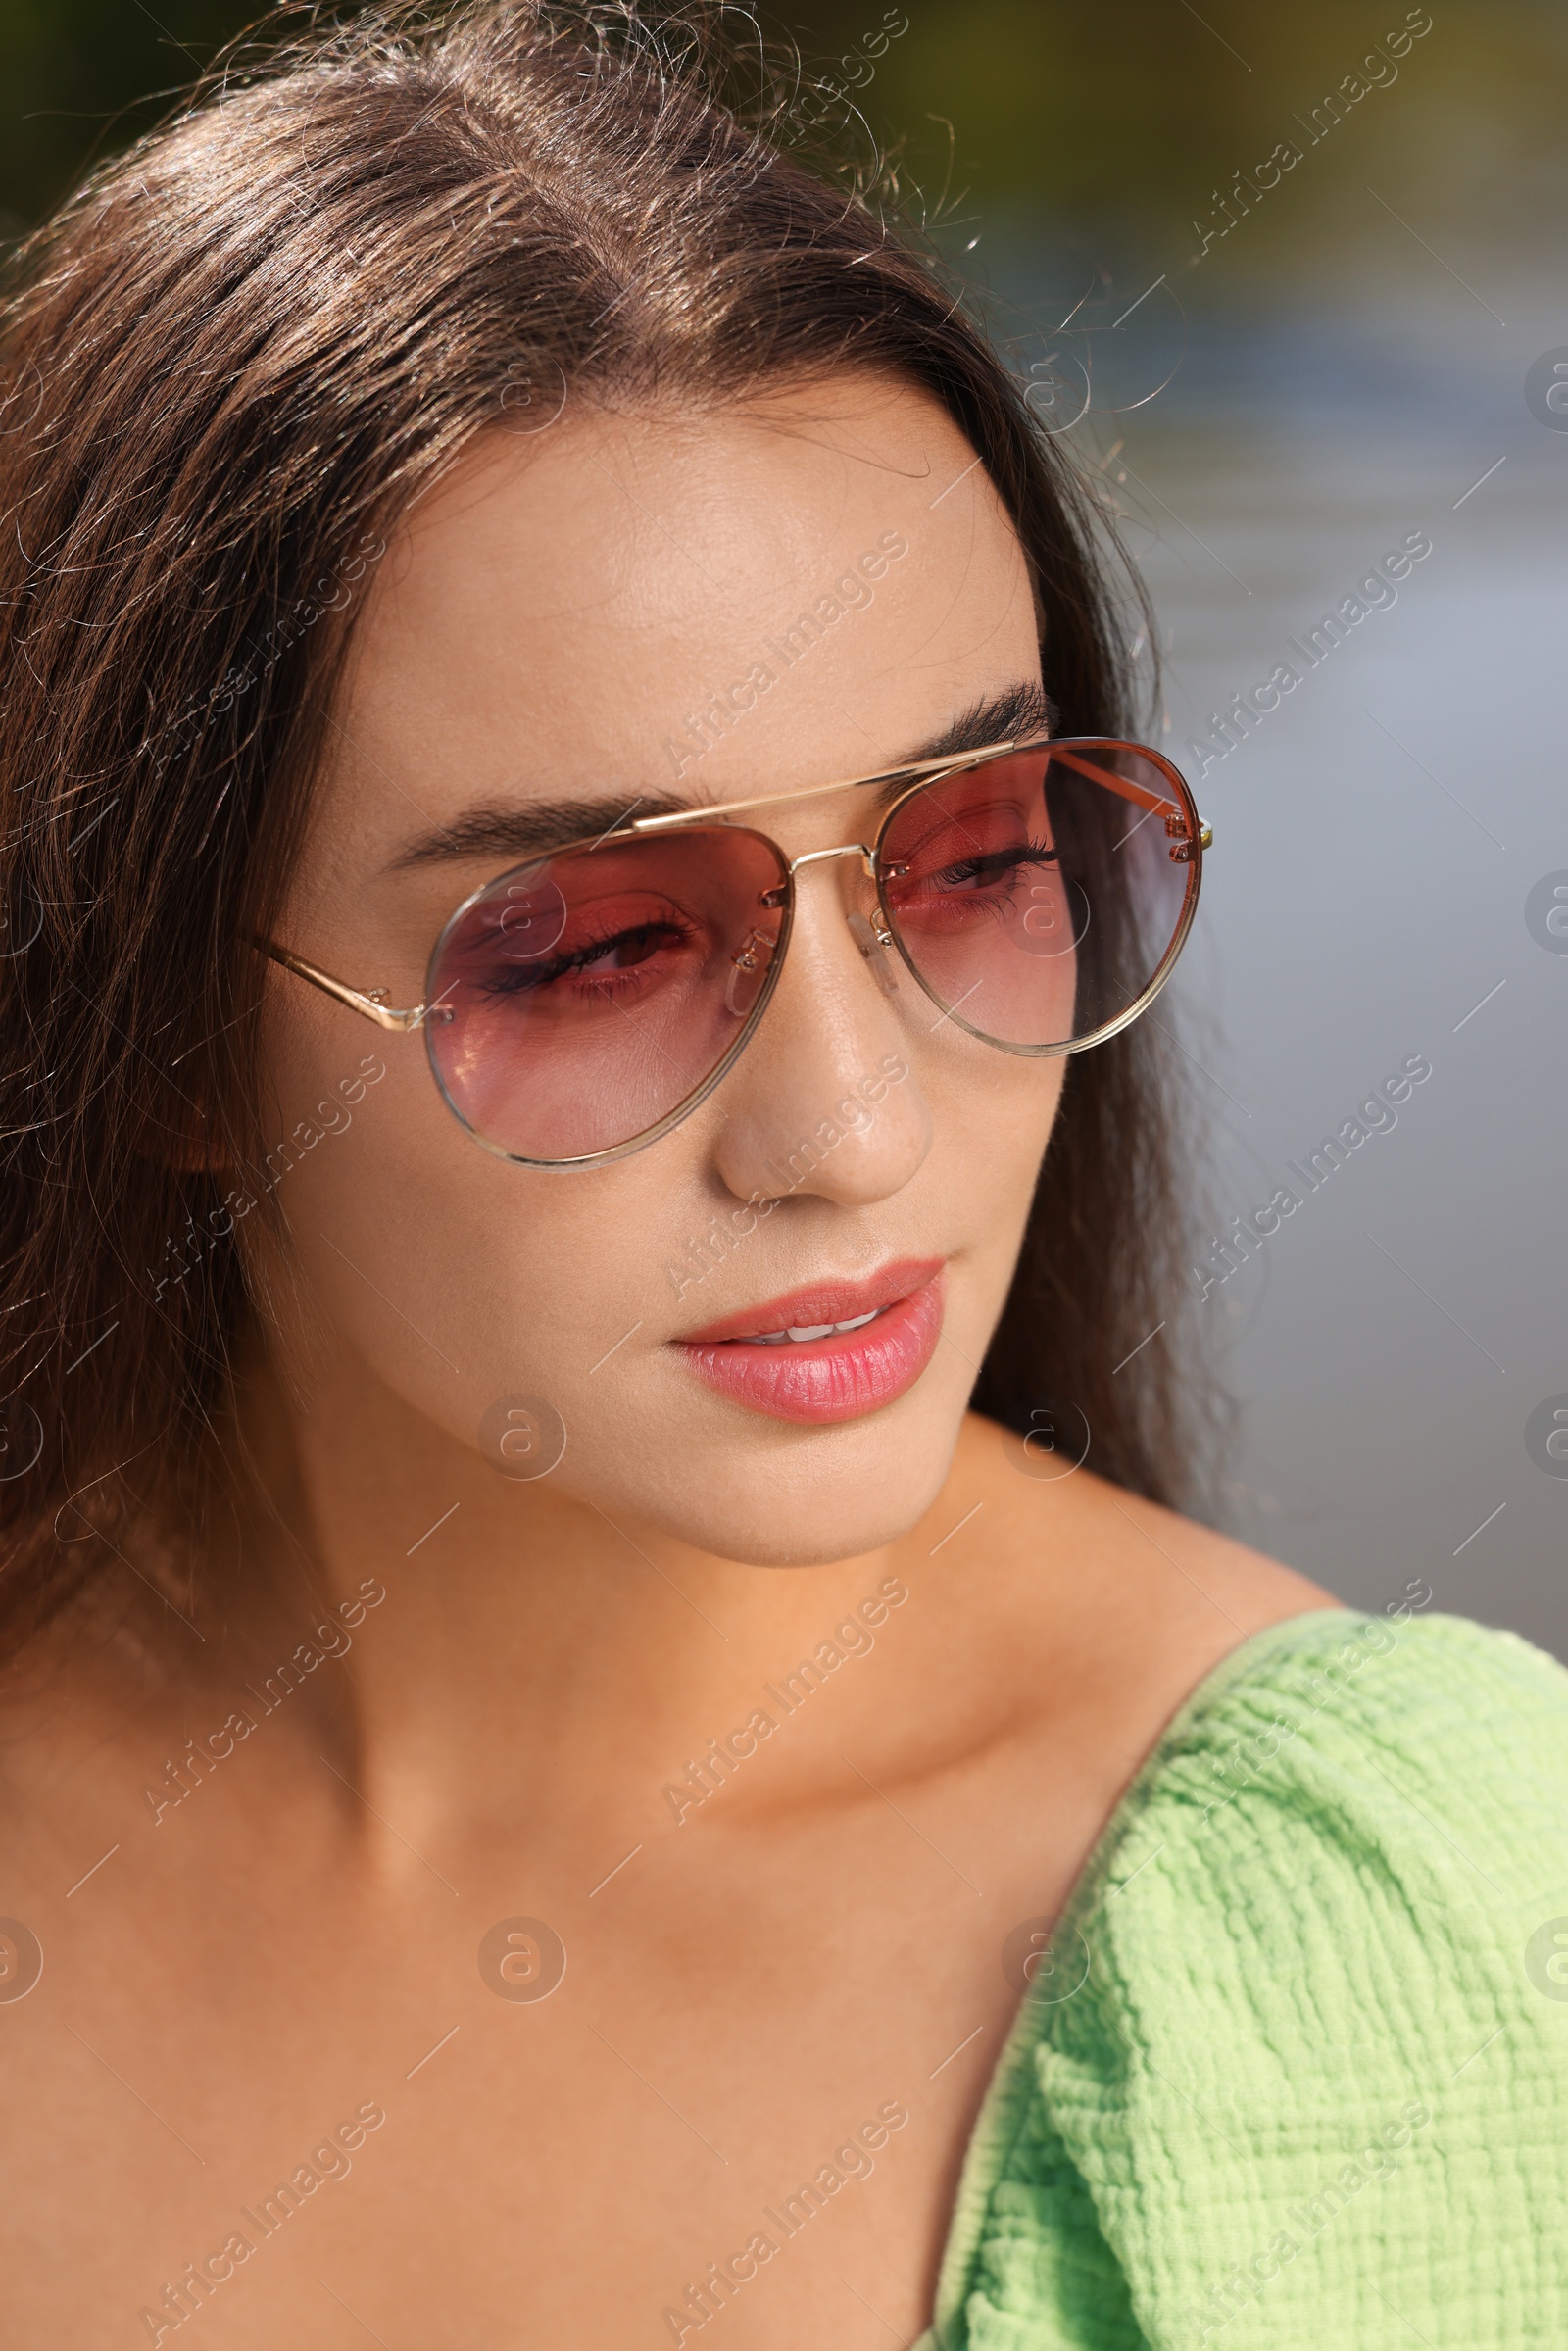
[1,5,1563,2344]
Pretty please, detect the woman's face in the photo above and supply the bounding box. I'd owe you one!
[255,373,1065,1563]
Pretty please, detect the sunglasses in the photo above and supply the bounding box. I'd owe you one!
[255,733,1209,1169]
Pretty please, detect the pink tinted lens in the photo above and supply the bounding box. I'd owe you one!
[878,742,1197,1048]
[424,827,787,1161]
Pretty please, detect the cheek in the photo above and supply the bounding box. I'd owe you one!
[245,1005,471,1386]
[939,1049,1066,1230]
[246,1006,726,1453]
[244,985,1066,1559]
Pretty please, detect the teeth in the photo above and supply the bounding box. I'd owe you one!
[738,1306,883,1347]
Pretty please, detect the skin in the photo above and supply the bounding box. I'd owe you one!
[0,375,1336,2347]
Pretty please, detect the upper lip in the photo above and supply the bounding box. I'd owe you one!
[673,1256,945,1345]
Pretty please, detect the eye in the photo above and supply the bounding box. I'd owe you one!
[890,836,1058,904]
[486,915,693,995]
[932,841,1058,890]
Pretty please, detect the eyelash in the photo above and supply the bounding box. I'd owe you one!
[481,914,695,997]
[906,840,1058,890]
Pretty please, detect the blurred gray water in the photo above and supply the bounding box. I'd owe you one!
[1064,284,1568,1657]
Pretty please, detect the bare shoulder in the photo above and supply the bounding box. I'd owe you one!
[910,1414,1343,1774]
[1062,1467,1341,1638]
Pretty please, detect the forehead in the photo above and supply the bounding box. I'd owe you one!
[315,372,1039,871]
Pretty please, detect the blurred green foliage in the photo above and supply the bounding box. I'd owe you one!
[2,0,1562,275]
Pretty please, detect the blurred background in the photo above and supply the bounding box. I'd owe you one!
[3,1,1563,1651]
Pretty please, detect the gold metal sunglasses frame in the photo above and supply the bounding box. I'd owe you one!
[253,732,1211,1167]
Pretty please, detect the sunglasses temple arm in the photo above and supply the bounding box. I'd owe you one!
[1047,748,1176,815]
[1047,749,1213,850]
[251,937,430,1032]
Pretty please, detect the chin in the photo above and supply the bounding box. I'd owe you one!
[566,1387,970,1568]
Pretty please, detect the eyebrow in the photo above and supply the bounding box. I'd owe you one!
[385,677,1054,872]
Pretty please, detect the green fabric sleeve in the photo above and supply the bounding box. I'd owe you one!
[923,1607,1568,2350]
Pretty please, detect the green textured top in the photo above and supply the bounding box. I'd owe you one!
[916,1605,1568,2350]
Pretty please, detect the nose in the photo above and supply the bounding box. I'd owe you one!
[782,843,903,1002]
[710,852,933,1209]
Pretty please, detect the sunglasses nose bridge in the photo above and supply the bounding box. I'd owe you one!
[783,841,877,881]
[775,841,899,997]
[780,837,884,943]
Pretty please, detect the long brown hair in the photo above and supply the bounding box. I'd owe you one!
[0,0,1209,1647]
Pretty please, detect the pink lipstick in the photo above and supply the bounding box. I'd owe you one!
[672,1258,946,1425]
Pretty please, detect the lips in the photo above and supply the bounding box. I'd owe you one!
[672,1257,946,1425]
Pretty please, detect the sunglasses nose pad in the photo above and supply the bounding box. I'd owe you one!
[846,909,900,998]
[724,926,776,1017]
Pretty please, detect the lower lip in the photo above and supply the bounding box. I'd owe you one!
[672,1270,947,1426]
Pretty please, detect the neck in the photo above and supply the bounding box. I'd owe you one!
[183,1340,935,1845]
